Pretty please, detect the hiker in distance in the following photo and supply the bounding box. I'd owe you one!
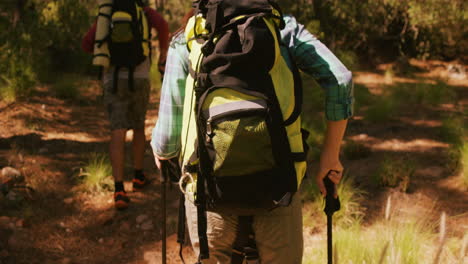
[82,0,169,210]
[152,1,353,263]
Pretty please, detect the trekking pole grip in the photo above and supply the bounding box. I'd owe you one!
[323,171,341,216]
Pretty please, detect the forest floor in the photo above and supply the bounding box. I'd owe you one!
[0,59,466,264]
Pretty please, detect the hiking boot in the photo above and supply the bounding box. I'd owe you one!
[132,177,148,191]
[114,191,130,210]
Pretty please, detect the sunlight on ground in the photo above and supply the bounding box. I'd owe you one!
[42,132,106,142]
[371,139,449,152]
[354,72,438,94]
[399,117,442,128]
[349,134,449,152]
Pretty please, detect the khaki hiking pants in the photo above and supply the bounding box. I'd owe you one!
[185,194,303,264]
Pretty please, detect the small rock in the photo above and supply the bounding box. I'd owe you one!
[66,228,72,233]
[1,167,22,181]
[140,220,154,231]
[41,104,46,110]
[63,197,74,204]
[98,238,104,244]
[136,214,149,224]
[59,222,66,228]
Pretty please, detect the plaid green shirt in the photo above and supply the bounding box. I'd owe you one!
[151,15,354,158]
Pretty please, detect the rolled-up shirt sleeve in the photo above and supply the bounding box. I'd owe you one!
[151,33,189,158]
[282,16,354,121]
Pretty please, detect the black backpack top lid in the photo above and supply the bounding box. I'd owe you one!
[214,0,273,19]
[195,0,282,33]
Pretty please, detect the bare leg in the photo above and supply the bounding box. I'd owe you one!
[110,129,127,182]
[132,128,146,170]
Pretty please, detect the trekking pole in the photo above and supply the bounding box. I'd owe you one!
[323,171,341,264]
[160,160,169,264]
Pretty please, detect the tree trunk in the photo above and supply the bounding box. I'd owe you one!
[12,0,26,29]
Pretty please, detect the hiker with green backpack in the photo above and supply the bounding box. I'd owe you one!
[82,0,169,210]
[151,1,353,263]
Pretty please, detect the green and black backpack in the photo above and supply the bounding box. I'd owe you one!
[97,0,151,92]
[178,0,309,262]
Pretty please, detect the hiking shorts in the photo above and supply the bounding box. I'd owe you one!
[185,194,303,264]
[103,78,150,131]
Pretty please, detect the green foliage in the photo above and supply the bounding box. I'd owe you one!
[301,74,326,159]
[41,0,93,73]
[334,49,360,71]
[391,82,456,106]
[150,55,163,91]
[149,0,192,31]
[51,73,83,100]
[353,83,374,111]
[302,174,366,228]
[461,142,468,189]
[78,153,113,193]
[281,0,467,62]
[438,116,465,146]
[374,155,415,192]
[0,0,94,102]
[304,210,442,263]
[365,96,400,123]
[303,204,463,264]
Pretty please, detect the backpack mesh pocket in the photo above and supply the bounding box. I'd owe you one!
[212,113,275,177]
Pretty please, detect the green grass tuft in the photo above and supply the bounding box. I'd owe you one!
[302,174,366,228]
[374,155,415,192]
[78,153,113,193]
[303,218,446,264]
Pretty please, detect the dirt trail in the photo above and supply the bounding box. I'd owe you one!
[0,60,467,264]
[0,82,196,264]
